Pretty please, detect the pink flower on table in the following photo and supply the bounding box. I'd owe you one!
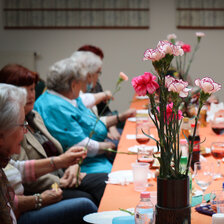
[182,44,191,53]
[143,48,165,62]
[195,77,221,94]
[167,33,177,41]
[166,103,183,121]
[132,72,159,96]
[157,102,183,123]
[119,72,128,81]
[167,78,190,97]
[196,32,205,37]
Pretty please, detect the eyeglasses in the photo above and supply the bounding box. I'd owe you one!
[16,121,28,132]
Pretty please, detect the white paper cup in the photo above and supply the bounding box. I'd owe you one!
[131,162,149,192]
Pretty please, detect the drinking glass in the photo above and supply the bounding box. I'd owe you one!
[131,162,149,192]
[136,113,150,146]
[137,147,154,168]
[194,161,213,206]
[211,142,224,179]
[210,110,224,135]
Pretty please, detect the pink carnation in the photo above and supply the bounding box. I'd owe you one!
[132,72,159,96]
[119,72,128,81]
[195,77,221,94]
[157,102,183,123]
[182,44,191,53]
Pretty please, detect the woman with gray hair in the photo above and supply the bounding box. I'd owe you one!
[34,57,135,174]
[0,84,97,224]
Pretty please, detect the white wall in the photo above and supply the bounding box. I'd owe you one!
[0,0,223,112]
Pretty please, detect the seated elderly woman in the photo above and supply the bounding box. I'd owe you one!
[34,58,135,174]
[71,51,125,150]
[76,45,124,140]
[0,84,97,224]
[0,64,108,207]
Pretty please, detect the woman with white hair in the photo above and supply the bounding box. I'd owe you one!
[34,57,135,174]
[0,84,97,224]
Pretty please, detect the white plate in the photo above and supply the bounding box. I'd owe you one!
[83,210,131,224]
[136,95,148,100]
[108,170,151,183]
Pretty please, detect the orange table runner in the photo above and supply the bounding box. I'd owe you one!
[98,95,224,224]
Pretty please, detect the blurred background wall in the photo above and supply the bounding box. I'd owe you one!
[0,0,223,112]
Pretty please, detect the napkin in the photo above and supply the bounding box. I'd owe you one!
[207,102,224,122]
[105,178,130,186]
[126,134,154,140]
[106,170,133,185]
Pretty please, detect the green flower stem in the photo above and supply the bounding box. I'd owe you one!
[104,148,137,155]
[185,96,203,176]
[119,208,134,216]
[75,78,126,187]
[183,39,201,80]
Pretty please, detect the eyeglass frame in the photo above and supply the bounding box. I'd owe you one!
[15,121,28,131]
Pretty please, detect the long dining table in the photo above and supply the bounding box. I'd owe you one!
[98,94,224,224]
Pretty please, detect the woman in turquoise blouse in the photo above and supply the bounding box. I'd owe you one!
[35,56,135,174]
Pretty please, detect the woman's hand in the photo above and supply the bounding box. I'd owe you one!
[54,146,87,169]
[119,108,136,121]
[103,90,113,102]
[107,126,121,140]
[98,141,116,155]
[41,188,63,206]
[59,164,86,188]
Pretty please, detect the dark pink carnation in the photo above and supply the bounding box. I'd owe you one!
[157,102,183,123]
[132,72,159,96]
[182,44,191,53]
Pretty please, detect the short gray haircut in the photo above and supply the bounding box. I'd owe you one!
[0,84,27,133]
[47,57,86,93]
[71,51,102,75]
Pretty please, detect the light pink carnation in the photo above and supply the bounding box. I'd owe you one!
[167,78,190,97]
[176,41,185,47]
[196,32,205,37]
[195,77,221,94]
[167,33,177,41]
[165,75,175,88]
[143,48,165,62]
[157,41,184,57]
[132,72,159,96]
[119,72,128,81]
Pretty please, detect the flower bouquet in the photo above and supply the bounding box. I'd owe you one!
[132,40,221,223]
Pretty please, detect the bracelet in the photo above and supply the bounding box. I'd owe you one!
[34,193,42,209]
[116,112,121,123]
[50,157,57,170]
